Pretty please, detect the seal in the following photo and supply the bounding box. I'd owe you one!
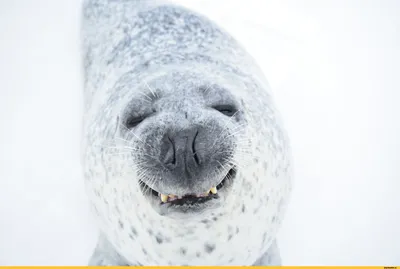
[81,0,293,266]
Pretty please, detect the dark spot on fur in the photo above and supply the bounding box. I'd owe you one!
[180,247,187,255]
[229,258,234,263]
[212,216,218,221]
[118,220,124,229]
[253,157,259,163]
[236,227,240,234]
[228,234,233,241]
[204,243,215,253]
[142,248,147,255]
[241,204,246,213]
[196,252,201,258]
[155,235,163,244]
[201,219,209,224]
[251,193,255,199]
[272,216,276,222]
[130,226,137,236]
[129,233,135,240]
[147,229,153,235]
[115,205,120,213]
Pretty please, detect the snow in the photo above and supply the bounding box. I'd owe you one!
[1,0,399,265]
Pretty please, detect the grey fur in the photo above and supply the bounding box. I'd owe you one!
[81,0,292,265]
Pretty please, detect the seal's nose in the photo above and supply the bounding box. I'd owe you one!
[160,128,202,180]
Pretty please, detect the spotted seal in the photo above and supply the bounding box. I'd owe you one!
[81,0,293,266]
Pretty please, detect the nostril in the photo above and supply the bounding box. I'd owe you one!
[192,130,200,165]
[169,136,176,165]
[161,135,176,167]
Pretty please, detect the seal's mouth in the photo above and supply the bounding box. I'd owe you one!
[139,167,236,205]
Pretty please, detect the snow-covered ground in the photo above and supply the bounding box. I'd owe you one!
[1,0,399,265]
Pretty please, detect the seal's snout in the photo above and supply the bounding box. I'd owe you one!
[140,119,238,205]
[160,128,202,180]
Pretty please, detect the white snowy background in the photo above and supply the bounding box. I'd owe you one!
[0,0,399,265]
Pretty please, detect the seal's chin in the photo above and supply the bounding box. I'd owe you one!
[139,167,237,214]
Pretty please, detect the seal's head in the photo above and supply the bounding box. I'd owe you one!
[109,68,249,218]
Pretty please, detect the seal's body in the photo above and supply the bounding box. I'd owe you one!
[81,0,292,265]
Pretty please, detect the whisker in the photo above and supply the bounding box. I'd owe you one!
[119,123,158,152]
[215,109,242,136]
[143,80,158,99]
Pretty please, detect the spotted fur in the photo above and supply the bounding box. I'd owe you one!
[81,0,292,265]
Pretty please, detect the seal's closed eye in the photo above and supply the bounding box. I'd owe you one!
[212,104,238,117]
[123,103,156,129]
[126,115,147,129]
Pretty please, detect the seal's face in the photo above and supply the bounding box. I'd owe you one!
[117,71,247,216]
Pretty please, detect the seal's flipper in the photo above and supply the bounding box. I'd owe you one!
[253,239,282,266]
[88,233,130,266]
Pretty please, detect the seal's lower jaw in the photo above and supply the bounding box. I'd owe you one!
[140,168,237,216]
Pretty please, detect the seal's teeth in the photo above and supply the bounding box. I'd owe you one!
[204,190,210,195]
[160,194,168,203]
[210,187,217,194]
[169,195,176,198]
